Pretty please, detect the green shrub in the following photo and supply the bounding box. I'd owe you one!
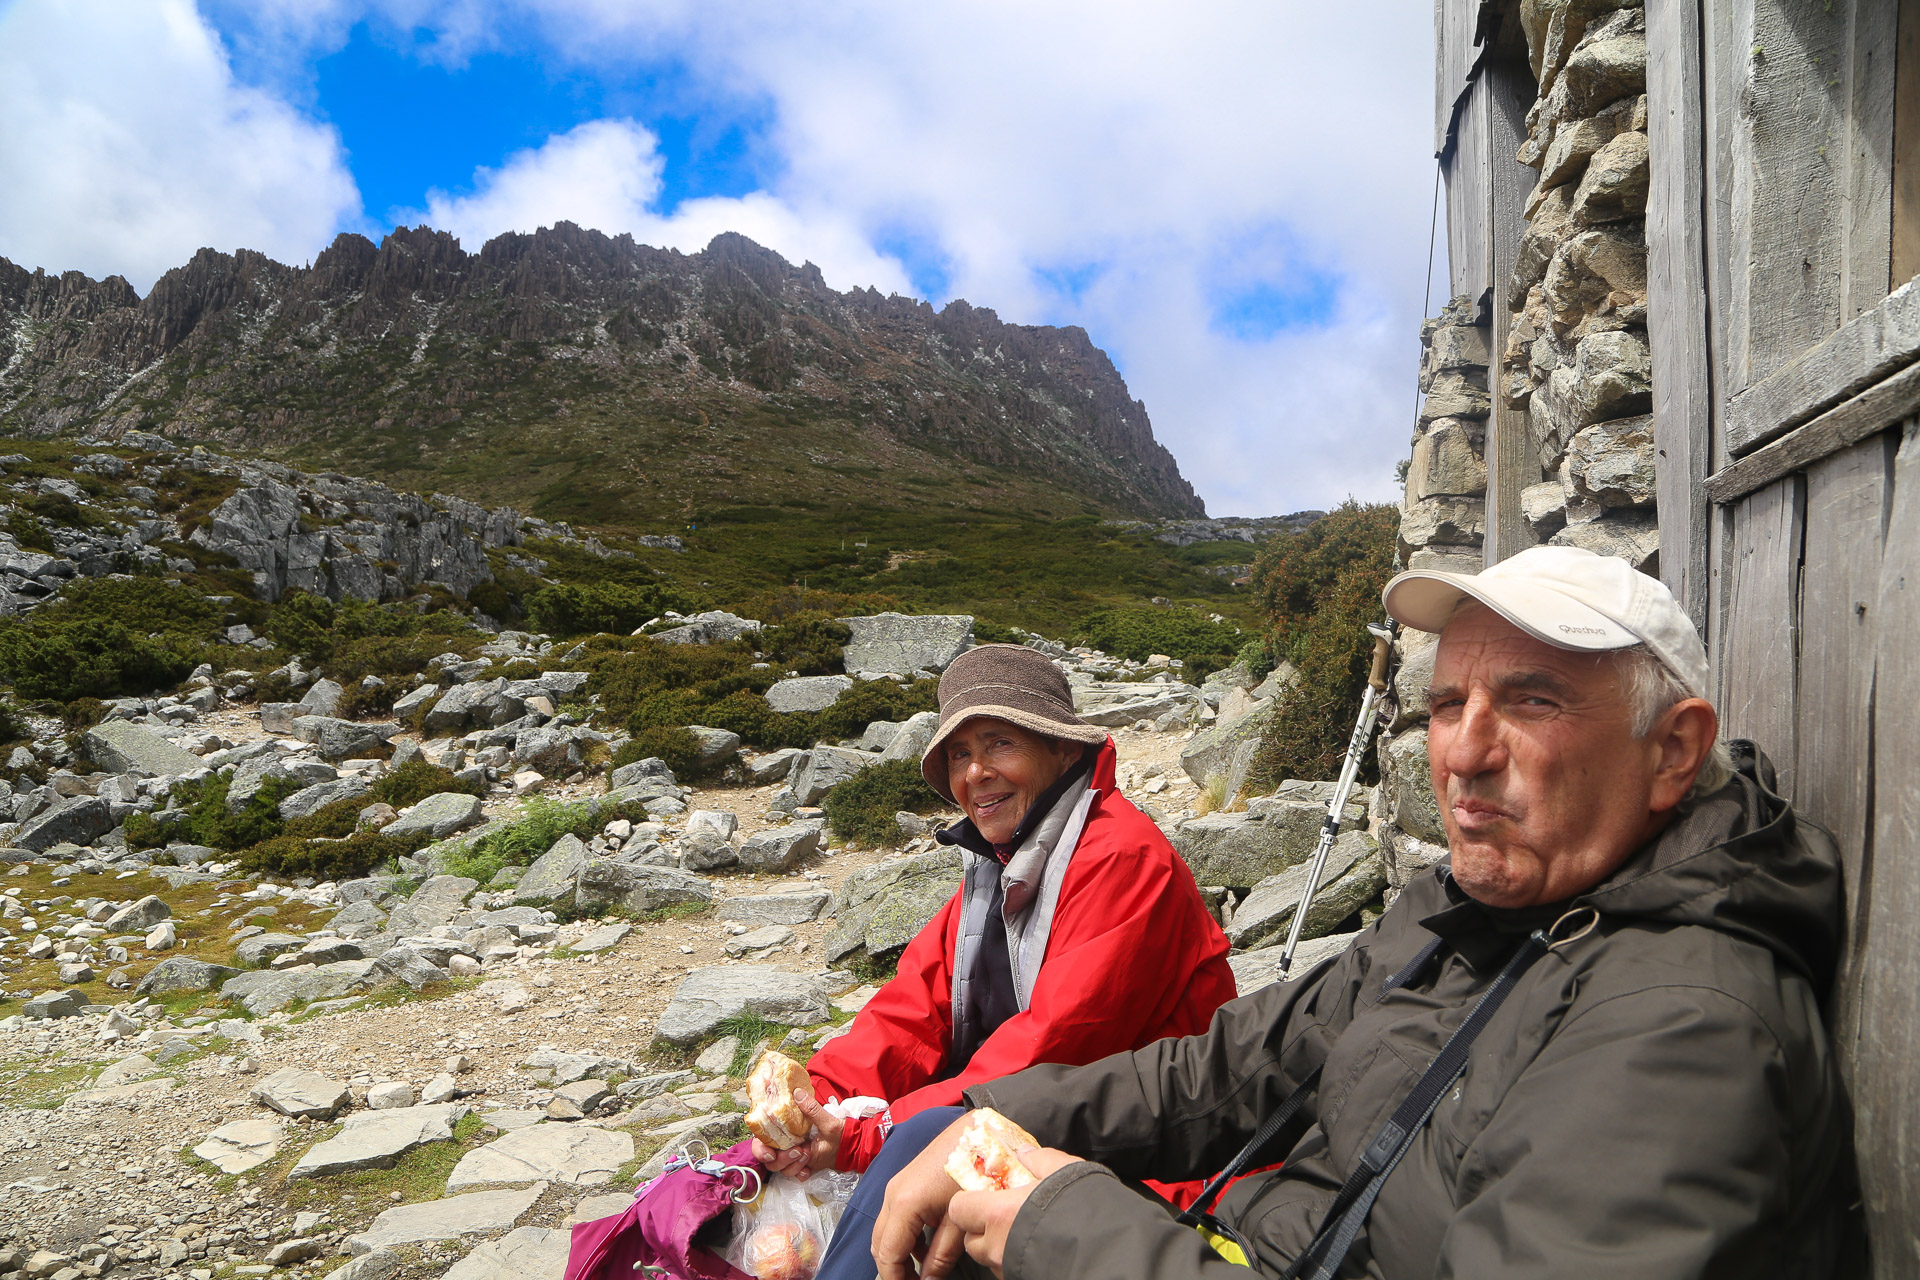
[464,795,629,871]
[1236,635,1278,681]
[1071,607,1243,679]
[524,582,697,638]
[612,727,710,780]
[144,772,299,852]
[371,759,482,809]
[58,698,107,730]
[756,616,850,675]
[281,798,365,841]
[1247,502,1399,787]
[807,678,939,744]
[0,700,30,744]
[0,617,199,701]
[822,758,943,846]
[238,831,411,881]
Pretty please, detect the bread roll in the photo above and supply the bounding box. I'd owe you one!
[745,1050,814,1150]
[943,1108,1040,1192]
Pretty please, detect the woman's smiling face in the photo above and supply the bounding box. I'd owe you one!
[944,716,1083,845]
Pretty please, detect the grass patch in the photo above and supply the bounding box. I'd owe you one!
[1070,606,1247,680]
[0,1056,96,1108]
[0,863,333,1019]
[275,1112,493,1213]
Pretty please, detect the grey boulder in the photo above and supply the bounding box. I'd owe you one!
[737,823,822,873]
[513,834,590,906]
[838,612,973,675]
[279,776,371,821]
[730,890,832,926]
[135,957,242,995]
[824,849,963,965]
[251,1067,353,1120]
[764,674,853,714]
[574,862,713,915]
[654,965,832,1046]
[608,758,676,791]
[222,960,379,1015]
[1224,832,1387,950]
[15,796,115,851]
[384,793,485,841]
[292,716,399,760]
[791,746,883,805]
[104,894,170,932]
[82,723,203,777]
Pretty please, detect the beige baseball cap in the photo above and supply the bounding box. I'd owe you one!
[1381,545,1710,698]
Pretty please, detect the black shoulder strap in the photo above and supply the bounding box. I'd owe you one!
[1279,929,1552,1280]
[1175,933,1447,1230]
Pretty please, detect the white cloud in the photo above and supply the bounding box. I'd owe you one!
[410,118,912,294]
[0,0,360,291]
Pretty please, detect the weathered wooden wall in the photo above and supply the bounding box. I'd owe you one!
[1649,0,1918,1270]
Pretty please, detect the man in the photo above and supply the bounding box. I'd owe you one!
[870,546,1861,1278]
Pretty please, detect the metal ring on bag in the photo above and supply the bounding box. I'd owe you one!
[728,1165,763,1203]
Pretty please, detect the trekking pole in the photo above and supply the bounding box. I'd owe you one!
[1277,621,1398,976]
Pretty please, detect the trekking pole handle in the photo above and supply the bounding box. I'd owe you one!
[1366,622,1395,694]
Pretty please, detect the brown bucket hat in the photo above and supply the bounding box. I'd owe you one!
[920,643,1108,802]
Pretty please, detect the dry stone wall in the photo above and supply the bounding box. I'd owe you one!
[1401,295,1491,575]
[1503,0,1657,570]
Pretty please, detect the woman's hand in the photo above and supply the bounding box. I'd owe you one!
[947,1145,1084,1279]
[750,1090,845,1181]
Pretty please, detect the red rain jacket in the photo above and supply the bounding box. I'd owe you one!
[806,738,1237,1176]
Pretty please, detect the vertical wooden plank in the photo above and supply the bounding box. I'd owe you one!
[1895,0,1920,285]
[1795,432,1892,1084]
[1855,419,1920,1276]
[1435,0,1450,157]
[1446,74,1492,303]
[1842,0,1897,318]
[1484,56,1540,567]
[1647,0,1716,628]
[1719,475,1804,800]
[1737,1,1850,384]
[1701,0,1741,470]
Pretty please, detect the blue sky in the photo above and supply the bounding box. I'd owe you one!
[0,0,1438,517]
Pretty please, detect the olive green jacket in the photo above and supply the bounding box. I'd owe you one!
[967,746,1862,1278]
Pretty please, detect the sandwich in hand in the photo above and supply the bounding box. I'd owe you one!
[745,1050,814,1151]
[943,1108,1040,1192]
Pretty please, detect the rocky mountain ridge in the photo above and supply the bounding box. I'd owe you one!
[0,227,1203,523]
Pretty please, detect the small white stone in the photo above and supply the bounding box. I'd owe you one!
[366,1081,416,1110]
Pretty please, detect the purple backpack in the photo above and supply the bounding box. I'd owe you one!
[565,1139,764,1280]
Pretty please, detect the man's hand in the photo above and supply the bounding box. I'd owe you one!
[871,1113,974,1280]
[948,1146,1084,1280]
[749,1090,845,1181]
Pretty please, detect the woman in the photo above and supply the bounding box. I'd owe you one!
[752,644,1236,1280]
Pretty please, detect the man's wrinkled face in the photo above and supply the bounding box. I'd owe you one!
[1425,605,1667,909]
[945,717,1081,845]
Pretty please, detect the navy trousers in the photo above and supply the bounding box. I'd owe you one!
[815,1106,967,1280]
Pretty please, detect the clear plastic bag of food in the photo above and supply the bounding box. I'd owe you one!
[723,1172,858,1280]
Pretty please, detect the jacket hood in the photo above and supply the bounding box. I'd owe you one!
[1574,741,1843,990]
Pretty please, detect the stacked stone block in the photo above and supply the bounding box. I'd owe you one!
[1400,295,1490,574]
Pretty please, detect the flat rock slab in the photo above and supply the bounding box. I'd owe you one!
[1224,833,1385,950]
[384,793,485,841]
[838,612,973,675]
[512,835,588,906]
[570,923,631,954]
[444,1124,633,1191]
[344,1183,547,1254]
[289,1102,470,1179]
[654,965,831,1046]
[64,1078,175,1105]
[222,960,378,1015]
[252,1068,352,1120]
[95,1054,159,1089]
[568,1193,634,1225]
[441,1227,569,1280]
[193,1119,284,1174]
[82,722,203,777]
[729,890,831,926]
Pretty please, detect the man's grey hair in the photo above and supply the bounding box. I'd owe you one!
[1613,645,1734,800]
